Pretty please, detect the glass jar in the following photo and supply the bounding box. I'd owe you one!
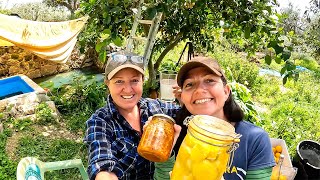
[171,115,241,180]
[137,114,175,162]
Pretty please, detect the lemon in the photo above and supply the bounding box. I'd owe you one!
[178,145,192,159]
[184,134,196,148]
[279,174,287,180]
[190,144,209,163]
[192,159,220,180]
[275,145,282,153]
[207,146,219,161]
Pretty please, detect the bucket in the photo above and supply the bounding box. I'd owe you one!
[293,140,320,179]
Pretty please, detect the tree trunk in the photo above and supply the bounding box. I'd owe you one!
[153,32,185,71]
[148,32,185,95]
[146,32,185,91]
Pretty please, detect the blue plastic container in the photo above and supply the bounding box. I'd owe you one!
[0,76,34,100]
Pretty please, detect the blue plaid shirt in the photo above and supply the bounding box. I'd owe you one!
[84,95,180,180]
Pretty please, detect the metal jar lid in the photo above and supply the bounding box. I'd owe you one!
[152,114,175,123]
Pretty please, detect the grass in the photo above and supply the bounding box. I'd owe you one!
[17,135,87,180]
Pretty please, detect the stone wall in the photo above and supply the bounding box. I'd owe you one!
[0,46,94,79]
[0,91,59,133]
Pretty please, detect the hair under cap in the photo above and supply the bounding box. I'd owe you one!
[177,56,225,87]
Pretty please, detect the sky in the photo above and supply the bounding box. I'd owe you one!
[278,0,310,14]
[0,0,42,9]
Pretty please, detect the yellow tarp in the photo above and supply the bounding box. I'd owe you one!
[0,14,88,63]
[0,38,14,46]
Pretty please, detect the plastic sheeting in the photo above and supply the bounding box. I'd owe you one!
[0,14,88,63]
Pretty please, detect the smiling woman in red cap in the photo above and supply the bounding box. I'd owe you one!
[84,51,180,180]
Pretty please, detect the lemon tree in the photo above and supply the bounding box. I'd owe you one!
[79,0,295,87]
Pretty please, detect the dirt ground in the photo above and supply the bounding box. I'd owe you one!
[5,122,83,161]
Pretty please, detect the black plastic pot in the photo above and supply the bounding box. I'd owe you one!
[293,140,320,180]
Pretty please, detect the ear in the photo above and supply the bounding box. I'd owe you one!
[224,84,231,101]
[104,79,110,87]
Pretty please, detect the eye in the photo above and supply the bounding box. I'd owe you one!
[183,82,193,89]
[115,80,124,84]
[205,78,215,83]
[131,79,140,83]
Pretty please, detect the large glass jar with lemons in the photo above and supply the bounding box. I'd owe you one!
[171,115,241,180]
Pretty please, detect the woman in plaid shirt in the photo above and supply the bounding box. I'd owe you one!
[84,51,180,180]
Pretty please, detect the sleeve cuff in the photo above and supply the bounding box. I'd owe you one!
[154,151,176,168]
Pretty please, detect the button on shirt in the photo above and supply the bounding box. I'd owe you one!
[84,95,180,180]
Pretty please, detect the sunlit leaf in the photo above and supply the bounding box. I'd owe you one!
[275,56,282,64]
[113,36,123,46]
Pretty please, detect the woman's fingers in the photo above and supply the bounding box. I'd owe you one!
[143,117,152,131]
[172,85,181,98]
[172,124,182,149]
[172,85,183,105]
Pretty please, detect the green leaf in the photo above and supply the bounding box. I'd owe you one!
[275,56,282,64]
[110,7,121,13]
[98,51,107,62]
[89,0,96,4]
[286,62,296,71]
[274,45,284,55]
[281,49,291,61]
[294,73,299,81]
[280,66,286,75]
[100,29,111,41]
[103,12,108,18]
[283,75,288,85]
[267,41,277,48]
[265,55,272,65]
[244,26,251,39]
[102,28,111,35]
[113,36,123,46]
[95,42,104,52]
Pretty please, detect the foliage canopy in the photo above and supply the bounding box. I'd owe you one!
[78,0,296,85]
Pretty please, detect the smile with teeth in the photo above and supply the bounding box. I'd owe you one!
[121,95,134,99]
[194,98,212,104]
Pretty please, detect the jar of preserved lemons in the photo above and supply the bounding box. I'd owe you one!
[137,114,175,162]
[171,115,241,180]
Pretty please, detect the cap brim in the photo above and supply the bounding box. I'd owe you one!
[177,61,222,87]
[107,64,144,80]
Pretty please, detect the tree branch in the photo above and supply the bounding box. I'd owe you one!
[153,32,185,71]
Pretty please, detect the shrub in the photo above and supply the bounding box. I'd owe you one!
[35,103,55,125]
[49,75,106,132]
[9,2,70,21]
[209,47,263,93]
